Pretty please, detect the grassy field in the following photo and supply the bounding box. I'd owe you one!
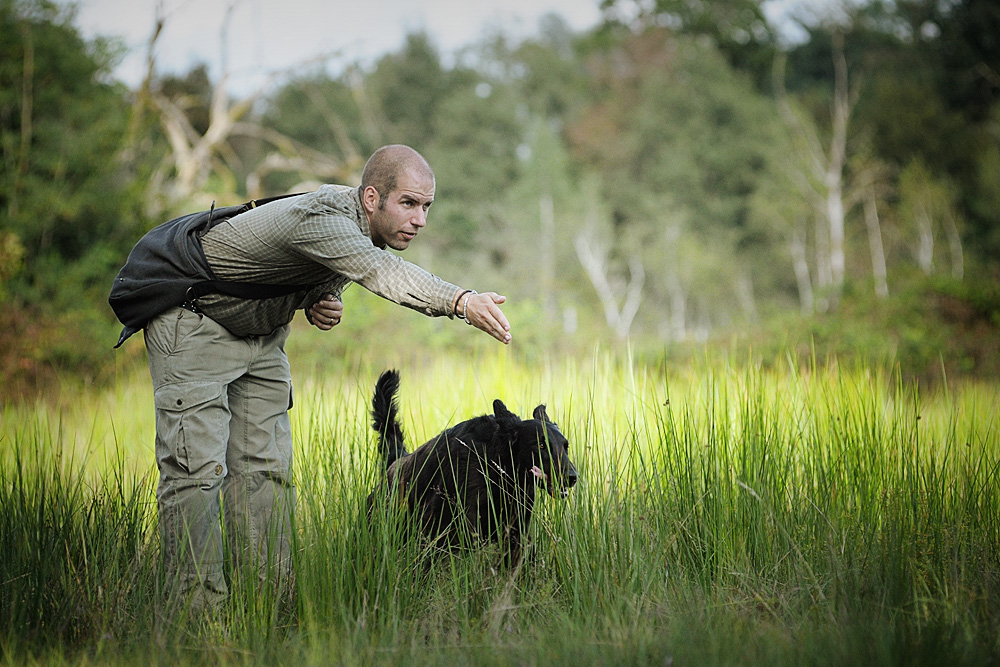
[1,350,998,665]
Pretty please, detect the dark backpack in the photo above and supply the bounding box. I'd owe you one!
[109,194,308,348]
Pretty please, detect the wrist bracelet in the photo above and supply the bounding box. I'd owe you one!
[462,290,478,325]
[453,289,472,316]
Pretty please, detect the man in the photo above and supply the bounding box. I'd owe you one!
[145,144,510,615]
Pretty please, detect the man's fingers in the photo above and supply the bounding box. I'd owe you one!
[309,297,343,330]
[468,292,511,344]
[485,294,510,334]
[315,298,343,317]
[489,301,510,334]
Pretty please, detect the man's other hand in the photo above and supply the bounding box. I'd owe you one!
[308,295,343,331]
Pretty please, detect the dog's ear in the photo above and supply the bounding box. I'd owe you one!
[532,404,553,423]
[493,399,521,431]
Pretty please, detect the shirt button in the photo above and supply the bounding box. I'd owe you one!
[215,464,223,476]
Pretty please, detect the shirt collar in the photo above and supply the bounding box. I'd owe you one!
[352,185,372,240]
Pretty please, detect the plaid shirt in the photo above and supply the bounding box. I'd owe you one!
[196,184,459,336]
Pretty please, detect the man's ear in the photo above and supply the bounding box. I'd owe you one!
[494,399,520,431]
[532,404,552,423]
[362,185,380,215]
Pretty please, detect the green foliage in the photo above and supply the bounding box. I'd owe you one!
[967,106,1000,253]
[259,70,374,188]
[744,274,1000,385]
[1,0,1000,399]
[0,229,25,298]
[0,0,138,266]
[0,0,147,397]
[367,32,451,148]
[783,0,1000,265]
[424,78,522,254]
[600,0,778,88]
[158,64,213,135]
[568,28,788,328]
[508,14,590,120]
[934,0,1000,120]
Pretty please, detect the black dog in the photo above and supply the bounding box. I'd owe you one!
[368,369,577,565]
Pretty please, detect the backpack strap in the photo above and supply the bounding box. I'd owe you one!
[193,192,314,299]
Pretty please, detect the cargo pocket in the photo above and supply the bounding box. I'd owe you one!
[154,381,228,478]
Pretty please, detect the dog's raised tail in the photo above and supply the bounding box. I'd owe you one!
[372,369,407,469]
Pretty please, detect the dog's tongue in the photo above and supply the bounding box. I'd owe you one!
[531,465,547,481]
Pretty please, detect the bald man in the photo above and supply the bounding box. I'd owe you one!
[144,145,510,617]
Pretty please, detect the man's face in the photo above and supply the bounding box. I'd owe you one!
[366,167,435,251]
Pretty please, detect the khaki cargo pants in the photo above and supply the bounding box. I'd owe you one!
[145,307,296,615]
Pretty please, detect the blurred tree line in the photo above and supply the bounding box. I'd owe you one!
[1,0,998,395]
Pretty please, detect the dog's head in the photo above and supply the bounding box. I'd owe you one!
[494,400,578,498]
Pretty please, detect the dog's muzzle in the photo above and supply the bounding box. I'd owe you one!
[532,465,577,498]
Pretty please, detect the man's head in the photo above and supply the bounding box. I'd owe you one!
[361,145,435,251]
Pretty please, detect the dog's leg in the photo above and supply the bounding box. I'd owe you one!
[498,514,525,570]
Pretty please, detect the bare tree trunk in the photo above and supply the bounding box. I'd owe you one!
[562,304,578,335]
[618,257,644,339]
[12,19,35,217]
[815,212,832,311]
[790,230,814,314]
[773,36,856,310]
[944,210,964,280]
[667,273,687,340]
[736,271,757,323]
[826,33,849,296]
[916,203,935,274]
[137,1,352,210]
[863,193,888,298]
[774,53,826,302]
[574,231,644,340]
[826,176,845,291]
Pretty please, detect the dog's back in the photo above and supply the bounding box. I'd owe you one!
[371,369,407,469]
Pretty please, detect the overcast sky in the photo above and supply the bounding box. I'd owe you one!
[63,0,812,93]
[63,0,602,92]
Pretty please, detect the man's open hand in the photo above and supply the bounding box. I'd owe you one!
[464,292,512,344]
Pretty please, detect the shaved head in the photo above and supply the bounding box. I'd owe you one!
[361,145,434,203]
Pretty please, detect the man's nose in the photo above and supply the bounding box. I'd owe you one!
[412,208,428,228]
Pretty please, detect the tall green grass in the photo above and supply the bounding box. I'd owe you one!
[1,352,997,664]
